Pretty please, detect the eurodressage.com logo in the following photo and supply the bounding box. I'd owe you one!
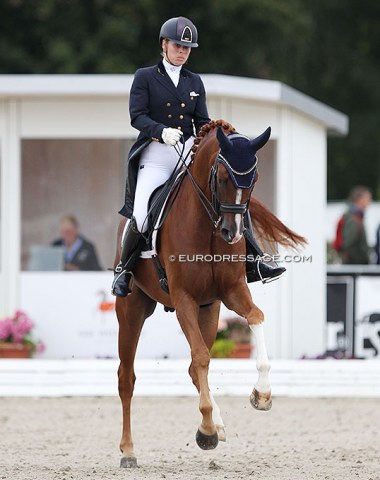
[168,254,312,263]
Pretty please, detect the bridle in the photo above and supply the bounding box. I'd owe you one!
[174,133,258,228]
[209,134,258,216]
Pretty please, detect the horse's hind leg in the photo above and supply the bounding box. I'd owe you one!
[189,301,226,442]
[116,287,156,468]
[223,283,272,411]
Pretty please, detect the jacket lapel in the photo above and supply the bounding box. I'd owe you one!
[177,71,190,100]
[153,62,183,101]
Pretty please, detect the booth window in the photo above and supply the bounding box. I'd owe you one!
[21,139,132,271]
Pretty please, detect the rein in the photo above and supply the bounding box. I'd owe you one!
[174,140,222,228]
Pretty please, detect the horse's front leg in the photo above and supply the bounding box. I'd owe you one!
[174,292,219,450]
[223,282,272,411]
[190,301,226,442]
[249,322,272,410]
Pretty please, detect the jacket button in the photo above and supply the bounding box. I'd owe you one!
[167,102,171,107]
[179,115,184,120]
[177,126,182,130]
[181,103,185,108]
[168,114,172,118]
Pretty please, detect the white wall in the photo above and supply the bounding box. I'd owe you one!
[20,273,293,361]
[20,272,190,359]
[0,100,21,316]
[1,91,330,359]
[20,98,132,138]
[285,111,326,358]
[208,97,280,139]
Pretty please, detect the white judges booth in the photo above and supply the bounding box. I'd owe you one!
[0,74,347,359]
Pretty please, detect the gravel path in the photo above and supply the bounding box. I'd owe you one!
[1,396,379,479]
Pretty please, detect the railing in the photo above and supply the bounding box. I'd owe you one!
[1,359,380,397]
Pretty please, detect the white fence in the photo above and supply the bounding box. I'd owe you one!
[1,359,380,398]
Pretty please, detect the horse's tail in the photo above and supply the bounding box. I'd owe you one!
[250,197,307,251]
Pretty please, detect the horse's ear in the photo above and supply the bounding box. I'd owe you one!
[249,127,271,152]
[216,126,233,151]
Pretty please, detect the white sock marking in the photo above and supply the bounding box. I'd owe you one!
[210,391,224,427]
[250,323,271,393]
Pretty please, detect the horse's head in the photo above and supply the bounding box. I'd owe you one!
[212,125,271,244]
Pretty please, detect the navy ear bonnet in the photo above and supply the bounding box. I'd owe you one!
[216,126,271,189]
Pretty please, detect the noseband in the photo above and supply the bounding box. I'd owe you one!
[209,134,258,216]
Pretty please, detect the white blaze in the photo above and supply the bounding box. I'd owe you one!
[230,188,243,244]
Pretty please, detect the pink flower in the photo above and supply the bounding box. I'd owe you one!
[36,341,46,354]
[9,311,34,342]
[0,318,13,341]
[0,311,44,354]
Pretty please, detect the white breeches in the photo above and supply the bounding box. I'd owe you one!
[133,137,194,232]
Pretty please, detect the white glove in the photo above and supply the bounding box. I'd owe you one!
[162,127,183,146]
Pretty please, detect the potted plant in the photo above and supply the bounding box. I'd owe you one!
[0,310,44,358]
[210,316,253,359]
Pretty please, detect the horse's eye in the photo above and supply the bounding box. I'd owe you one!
[218,177,228,186]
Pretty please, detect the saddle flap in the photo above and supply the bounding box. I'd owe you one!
[141,168,186,253]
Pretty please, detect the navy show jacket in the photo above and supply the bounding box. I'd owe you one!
[119,61,210,218]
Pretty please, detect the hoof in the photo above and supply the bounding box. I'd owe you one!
[216,425,226,442]
[250,388,272,411]
[120,456,138,468]
[196,429,219,450]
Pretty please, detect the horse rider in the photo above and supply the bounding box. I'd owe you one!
[112,16,285,297]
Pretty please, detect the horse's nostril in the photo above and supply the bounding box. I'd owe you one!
[221,228,233,242]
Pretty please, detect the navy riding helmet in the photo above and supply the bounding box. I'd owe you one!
[159,17,199,48]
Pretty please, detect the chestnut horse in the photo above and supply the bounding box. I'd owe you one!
[115,120,305,468]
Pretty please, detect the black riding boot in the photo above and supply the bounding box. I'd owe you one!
[111,217,145,297]
[244,211,286,283]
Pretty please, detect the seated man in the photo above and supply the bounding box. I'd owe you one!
[52,215,102,271]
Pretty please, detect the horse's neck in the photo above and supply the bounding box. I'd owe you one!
[173,135,216,232]
[190,134,217,193]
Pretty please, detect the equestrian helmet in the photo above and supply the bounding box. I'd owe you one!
[159,17,199,48]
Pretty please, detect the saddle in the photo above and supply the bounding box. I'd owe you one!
[138,168,185,300]
[141,167,186,256]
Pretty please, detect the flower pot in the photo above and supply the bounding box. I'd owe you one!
[0,343,32,359]
[231,343,253,359]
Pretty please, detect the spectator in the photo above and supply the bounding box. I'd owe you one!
[336,186,372,264]
[52,215,102,271]
[375,224,380,265]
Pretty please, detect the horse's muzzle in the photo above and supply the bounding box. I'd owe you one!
[220,215,243,244]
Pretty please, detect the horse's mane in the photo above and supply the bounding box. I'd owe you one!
[191,119,307,250]
[191,119,236,159]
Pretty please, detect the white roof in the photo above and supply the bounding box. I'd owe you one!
[0,74,348,135]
